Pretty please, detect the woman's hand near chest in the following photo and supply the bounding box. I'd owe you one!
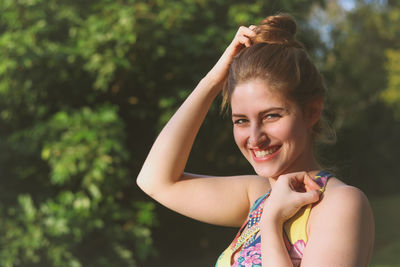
[259,172,374,267]
[262,172,322,225]
[259,172,322,266]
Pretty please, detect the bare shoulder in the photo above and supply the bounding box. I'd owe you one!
[318,178,372,217]
[311,177,374,229]
[305,178,375,266]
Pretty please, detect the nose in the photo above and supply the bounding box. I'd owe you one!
[247,124,268,147]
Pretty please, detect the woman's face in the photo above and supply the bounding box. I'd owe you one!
[231,79,315,179]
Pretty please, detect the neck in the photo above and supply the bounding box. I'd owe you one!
[267,152,321,188]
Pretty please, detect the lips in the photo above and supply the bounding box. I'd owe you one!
[250,145,281,162]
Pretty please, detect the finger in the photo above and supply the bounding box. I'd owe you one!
[303,173,320,191]
[295,190,321,207]
[237,35,252,47]
[283,172,320,192]
[249,25,257,31]
[289,178,296,191]
[289,177,306,192]
[237,26,257,38]
[290,172,319,190]
[282,172,319,190]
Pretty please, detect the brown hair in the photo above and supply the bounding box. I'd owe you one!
[222,13,335,144]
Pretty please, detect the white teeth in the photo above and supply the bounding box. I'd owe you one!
[254,147,279,157]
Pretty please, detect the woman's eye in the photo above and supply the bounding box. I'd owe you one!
[264,114,281,120]
[233,119,248,125]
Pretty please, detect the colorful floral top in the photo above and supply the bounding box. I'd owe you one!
[215,170,333,267]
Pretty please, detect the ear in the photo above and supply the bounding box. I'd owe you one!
[305,97,323,128]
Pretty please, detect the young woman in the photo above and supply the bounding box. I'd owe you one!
[137,14,374,266]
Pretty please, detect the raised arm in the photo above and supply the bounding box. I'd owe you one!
[136,26,269,227]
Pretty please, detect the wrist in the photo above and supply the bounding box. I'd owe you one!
[199,74,225,94]
[261,210,285,228]
[262,200,285,226]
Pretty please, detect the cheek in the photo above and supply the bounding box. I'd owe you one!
[270,118,306,142]
[233,128,247,148]
[265,121,294,140]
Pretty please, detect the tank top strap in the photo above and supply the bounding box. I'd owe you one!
[249,190,270,213]
[215,190,270,266]
[283,170,334,246]
[313,170,334,192]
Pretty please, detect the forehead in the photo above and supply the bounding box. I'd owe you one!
[230,79,291,112]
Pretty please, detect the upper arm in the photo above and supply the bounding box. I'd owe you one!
[301,186,375,267]
[138,173,270,227]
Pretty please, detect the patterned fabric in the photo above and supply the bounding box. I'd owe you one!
[215,170,333,267]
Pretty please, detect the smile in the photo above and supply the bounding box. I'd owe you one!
[251,145,281,161]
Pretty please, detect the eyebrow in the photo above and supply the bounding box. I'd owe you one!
[232,107,288,118]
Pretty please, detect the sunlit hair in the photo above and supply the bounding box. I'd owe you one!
[222,13,336,144]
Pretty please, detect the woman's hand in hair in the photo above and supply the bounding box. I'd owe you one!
[204,25,256,89]
[261,172,321,225]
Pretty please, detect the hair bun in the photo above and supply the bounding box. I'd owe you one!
[253,14,302,48]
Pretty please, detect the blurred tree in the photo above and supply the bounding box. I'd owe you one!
[381,3,400,117]
[0,0,154,266]
[317,0,400,195]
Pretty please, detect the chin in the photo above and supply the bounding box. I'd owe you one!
[251,157,297,178]
[253,166,283,179]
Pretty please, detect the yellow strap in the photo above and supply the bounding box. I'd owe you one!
[284,175,328,244]
[284,204,312,243]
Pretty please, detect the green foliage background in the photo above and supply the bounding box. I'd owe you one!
[0,0,399,266]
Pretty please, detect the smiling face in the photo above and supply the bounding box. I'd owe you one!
[231,79,319,179]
